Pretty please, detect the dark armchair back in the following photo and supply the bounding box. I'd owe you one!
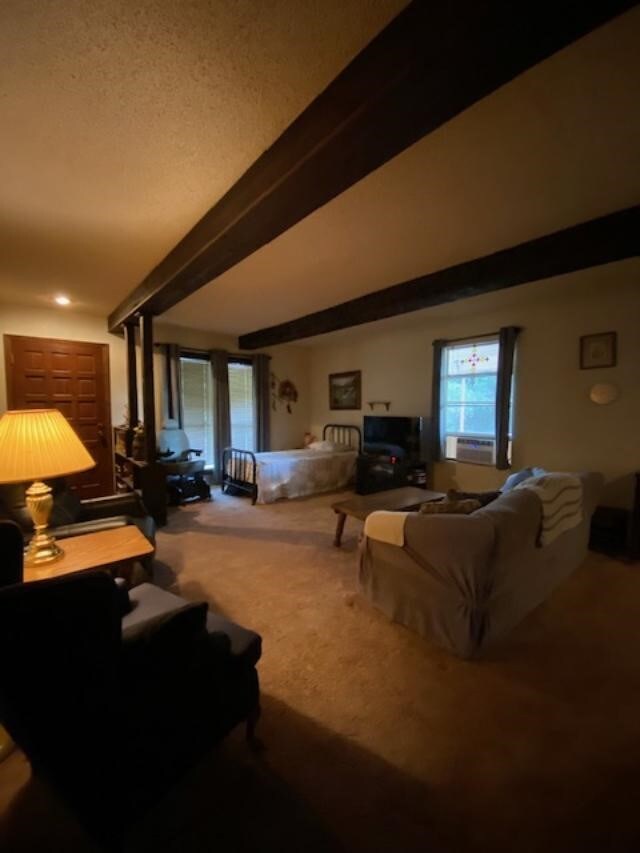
[0,519,24,586]
[0,572,122,828]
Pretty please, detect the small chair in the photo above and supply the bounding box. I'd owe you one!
[157,420,212,505]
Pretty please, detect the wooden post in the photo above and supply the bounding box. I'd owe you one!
[124,321,138,428]
[140,313,156,465]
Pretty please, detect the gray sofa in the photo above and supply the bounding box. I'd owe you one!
[359,472,602,658]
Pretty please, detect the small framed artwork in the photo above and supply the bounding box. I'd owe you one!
[580,332,617,370]
[329,370,361,410]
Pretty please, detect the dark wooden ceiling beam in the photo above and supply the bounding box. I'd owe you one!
[107,0,635,333]
[237,206,640,349]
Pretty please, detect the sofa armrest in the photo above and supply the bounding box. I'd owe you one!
[52,516,131,540]
[124,584,261,668]
[364,511,409,546]
[79,493,147,521]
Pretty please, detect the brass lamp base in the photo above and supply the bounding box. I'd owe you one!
[24,480,64,567]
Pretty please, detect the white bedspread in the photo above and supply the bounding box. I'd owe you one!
[253,449,357,504]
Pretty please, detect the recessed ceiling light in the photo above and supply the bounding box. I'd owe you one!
[54,295,71,306]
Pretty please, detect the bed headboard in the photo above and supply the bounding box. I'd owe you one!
[322,423,362,453]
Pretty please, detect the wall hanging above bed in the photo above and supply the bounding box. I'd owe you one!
[271,373,299,413]
[329,371,361,410]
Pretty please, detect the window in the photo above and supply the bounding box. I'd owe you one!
[228,360,255,451]
[439,336,515,463]
[180,357,214,466]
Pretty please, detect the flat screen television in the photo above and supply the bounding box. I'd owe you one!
[363,415,423,461]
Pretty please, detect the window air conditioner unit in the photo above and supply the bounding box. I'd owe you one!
[455,437,496,466]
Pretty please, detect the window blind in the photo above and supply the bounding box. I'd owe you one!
[180,357,214,465]
[228,361,255,451]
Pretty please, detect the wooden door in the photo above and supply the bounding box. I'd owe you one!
[4,335,113,498]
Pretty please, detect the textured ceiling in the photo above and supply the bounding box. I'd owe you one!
[0,0,407,311]
[163,5,640,337]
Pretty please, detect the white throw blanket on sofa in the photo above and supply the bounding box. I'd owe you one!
[515,473,583,546]
[364,511,410,547]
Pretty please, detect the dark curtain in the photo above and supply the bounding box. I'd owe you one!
[163,344,183,427]
[430,340,445,462]
[252,354,271,452]
[495,326,521,470]
[210,349,231,484]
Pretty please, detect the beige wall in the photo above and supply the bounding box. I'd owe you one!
[309,259,640,508]
[0,305,311,453]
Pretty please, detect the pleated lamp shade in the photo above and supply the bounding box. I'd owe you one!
[0,409,96,484]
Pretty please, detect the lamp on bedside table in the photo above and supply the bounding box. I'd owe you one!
[0,409,96,566]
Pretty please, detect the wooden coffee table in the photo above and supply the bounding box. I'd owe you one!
[331,486,445,547]
[24,526,154,586]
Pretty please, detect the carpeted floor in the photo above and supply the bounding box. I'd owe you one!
[1,487,639,852]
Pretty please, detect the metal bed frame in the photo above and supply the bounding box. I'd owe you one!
[222,424,362,505]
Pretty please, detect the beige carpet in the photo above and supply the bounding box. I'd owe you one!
[1,488,639,852]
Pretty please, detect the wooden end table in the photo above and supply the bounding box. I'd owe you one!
[24,526,154,586]
[331,486,445,547]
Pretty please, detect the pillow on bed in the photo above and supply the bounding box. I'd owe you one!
[308,439,351,452]
[307,439,334,451]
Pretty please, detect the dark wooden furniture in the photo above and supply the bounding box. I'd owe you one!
[108,1,631,333]
[356,454,430,495]
[222,424,362,505]
[332,486,445,547]
[240,207,638,348]
[590,472,640,561]
[4,334,114,498]
[114,443,166,526]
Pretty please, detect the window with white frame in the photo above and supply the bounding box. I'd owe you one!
[180,356,214,466]
[440,336,514,462]
[228,360,255,452]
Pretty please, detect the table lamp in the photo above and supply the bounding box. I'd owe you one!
[0,409,96,566]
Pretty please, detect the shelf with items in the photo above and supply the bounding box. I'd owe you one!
[113,428,167,525]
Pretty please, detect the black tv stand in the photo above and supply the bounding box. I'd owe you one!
[356,454,429,495]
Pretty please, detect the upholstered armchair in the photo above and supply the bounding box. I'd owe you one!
[0,523,262,844]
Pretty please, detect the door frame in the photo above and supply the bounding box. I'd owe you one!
[4,334,114,494]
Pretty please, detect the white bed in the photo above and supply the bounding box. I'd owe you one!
[222,424,361,504]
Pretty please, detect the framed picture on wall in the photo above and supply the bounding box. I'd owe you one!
[580,331,617,369]
[329,371,361,410]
